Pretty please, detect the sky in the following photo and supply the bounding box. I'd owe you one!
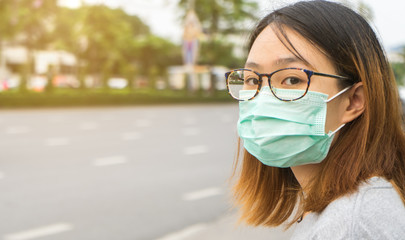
[58,0,405,51]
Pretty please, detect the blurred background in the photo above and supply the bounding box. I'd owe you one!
[0,0,404,240]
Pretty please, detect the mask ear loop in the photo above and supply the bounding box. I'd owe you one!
[325,85,353,136]
[324,86,352,103]
[325,85,353,137]
[327,123,345,137]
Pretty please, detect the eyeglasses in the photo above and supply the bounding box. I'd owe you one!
[225,68,350,101]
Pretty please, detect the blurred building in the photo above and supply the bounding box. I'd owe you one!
[168,65,227,91]
[0,45,78,91]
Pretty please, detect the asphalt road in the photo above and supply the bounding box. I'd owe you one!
[0,103,276,240]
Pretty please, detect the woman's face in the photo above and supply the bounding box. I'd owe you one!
[246,25,347,133]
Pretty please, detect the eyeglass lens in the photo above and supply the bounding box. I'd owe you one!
[227,69,309,101]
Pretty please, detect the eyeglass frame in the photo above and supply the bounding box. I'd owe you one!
[225,67,350,102]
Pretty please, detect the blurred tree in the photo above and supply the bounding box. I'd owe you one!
[135,35,182,89]
[199,39,244,68]
[0,1,15,81]
[50,6,150,90]
[392,47,405,86]
[393,62,405,86]
[178,0,258,36]
[50,7,84,52]
[2,1,182,91]
[66,5,151,90]
[79,5,134,89]
[50,4,179,90]
[0,1,17,44]
[178,0,258,68]
[0,0,57,47]
[3,0,59,92]
[71,4,182,90]
[50,7,87,89]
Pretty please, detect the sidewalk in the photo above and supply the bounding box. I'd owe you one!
[158,212,295,240]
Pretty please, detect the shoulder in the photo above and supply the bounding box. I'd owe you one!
[291,188,356,240]
[353,177,405,239]
[291,177,405,240]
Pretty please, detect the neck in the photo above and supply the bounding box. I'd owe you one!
[290,163,320,189]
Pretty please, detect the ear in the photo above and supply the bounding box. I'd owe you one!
[341,82,365,124]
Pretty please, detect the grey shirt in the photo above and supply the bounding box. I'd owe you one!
[291,177,405,240]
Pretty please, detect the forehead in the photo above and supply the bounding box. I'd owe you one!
[246,25,334,73]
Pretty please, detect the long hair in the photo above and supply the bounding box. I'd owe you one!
[233,0,405,228]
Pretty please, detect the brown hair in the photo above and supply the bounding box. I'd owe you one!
[233,0,405,228]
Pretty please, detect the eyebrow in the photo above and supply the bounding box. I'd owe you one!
[274,56,305,66]
[245,56,312,70]
[245,61,261,69]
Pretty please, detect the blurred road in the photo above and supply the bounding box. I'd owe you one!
[0,104,292,240]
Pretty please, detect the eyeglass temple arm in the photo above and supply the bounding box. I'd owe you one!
[313,72,349,80]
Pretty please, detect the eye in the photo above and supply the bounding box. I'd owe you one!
[245,77,260,86]
[282,77,305,86]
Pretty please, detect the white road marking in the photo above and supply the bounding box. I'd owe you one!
[182,117,196,125]
[183,145,208,155]
[182,187,223,201]
[45,138,70,147]
[5,126,30,134]
[3,223,73,240]
[135,119,151,128]
[155,223,207,240]
[93,156,128,167]
[122,132,142,141]
[0,172,4,179]
[79,122,99,130]
[181,127,201,136]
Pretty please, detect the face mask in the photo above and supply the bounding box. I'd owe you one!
[238,86,349,168]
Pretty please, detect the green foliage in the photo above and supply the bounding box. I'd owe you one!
[0,0,58,93]
[198,39,244,68]
[12,0,58,49]
[0,1,258,94]
[135,35,183,75]
[0,89,233,108]
[0,1,16,41]
[81,5,136,76]
[178,0,258,35]
[49,7,82,51]
[178,0,258,68]
[391,46,405,86]
[133,35,182,88]
[392,62,405,86]
[56,4,180,89]
[0,1,183,91]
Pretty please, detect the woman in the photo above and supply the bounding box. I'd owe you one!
[226,1,405,239]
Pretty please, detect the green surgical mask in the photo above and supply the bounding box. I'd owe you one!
[238,86,349,168]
